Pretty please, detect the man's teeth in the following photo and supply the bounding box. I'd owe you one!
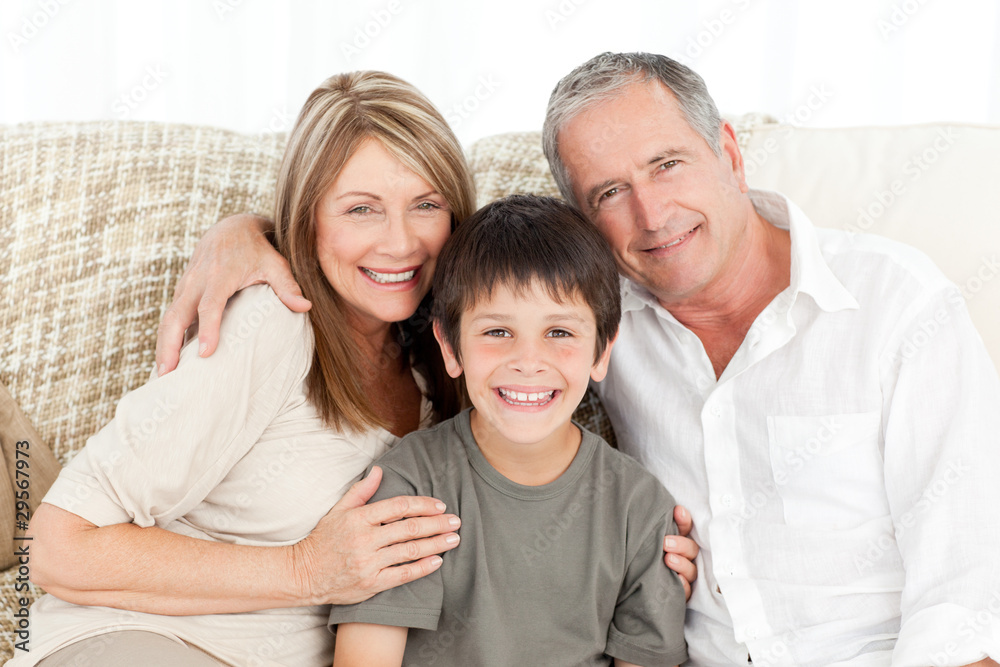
[658,228,694,249]
[362,268,417,284]
[498,388,556,405]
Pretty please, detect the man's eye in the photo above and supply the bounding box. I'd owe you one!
[659,160,679,171]
[485,329,511,338]
[600,187,619,200]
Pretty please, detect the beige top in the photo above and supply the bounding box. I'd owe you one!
[11,286,432,667]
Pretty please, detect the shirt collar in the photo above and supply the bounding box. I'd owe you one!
[620,189,859,316]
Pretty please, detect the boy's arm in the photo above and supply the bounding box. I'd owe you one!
[333,623,408,667]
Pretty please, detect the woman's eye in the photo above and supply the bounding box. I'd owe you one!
[348,205,372,215]
[417,201,440,210]
[485,329,511,338]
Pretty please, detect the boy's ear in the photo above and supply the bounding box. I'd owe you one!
[433,320,464,379]
[590,331,618,383]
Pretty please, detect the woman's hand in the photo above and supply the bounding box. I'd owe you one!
[664,505,699,601]
[155,213,310,375]
[29,468,460,614]
[290,467,462,606]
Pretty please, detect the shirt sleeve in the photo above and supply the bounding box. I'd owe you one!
[606,485,689,666]
[328,462,445,632]
[880,284,1000,666]
[42,285,312,528]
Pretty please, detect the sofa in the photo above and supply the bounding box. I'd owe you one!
[1,116,997,662]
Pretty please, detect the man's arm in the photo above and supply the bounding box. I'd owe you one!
[155,213,309,375]
[880,285,1000,665]
[30,468,460,614]
[333,623,408,667]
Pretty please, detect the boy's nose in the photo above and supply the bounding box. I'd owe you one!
[509,338,547,374]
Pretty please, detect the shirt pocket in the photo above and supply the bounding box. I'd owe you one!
[766,411,888,528]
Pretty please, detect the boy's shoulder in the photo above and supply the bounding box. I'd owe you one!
[580,425,678,518]
[373,411,470,486]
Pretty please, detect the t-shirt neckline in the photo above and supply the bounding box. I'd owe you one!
[455,408,599,501]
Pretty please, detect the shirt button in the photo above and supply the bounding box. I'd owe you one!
[722,494,733,507]
[711,405,722,417]
[747,626,758,640]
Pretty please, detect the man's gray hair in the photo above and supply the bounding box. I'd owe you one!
[542,52,722,207]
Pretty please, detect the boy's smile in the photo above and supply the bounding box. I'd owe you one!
[435,281,615,483]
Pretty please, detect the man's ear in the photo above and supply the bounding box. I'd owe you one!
[590,331,618,383]
[433,320,464,379]
[719,120,749,194]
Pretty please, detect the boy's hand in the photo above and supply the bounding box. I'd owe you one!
[155,213,311,375]
[291,467,461,606]
[664,505,698,601]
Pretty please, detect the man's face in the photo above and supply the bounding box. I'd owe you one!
[558,80,751,308]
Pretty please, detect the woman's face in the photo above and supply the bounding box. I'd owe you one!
[315,139,452,333]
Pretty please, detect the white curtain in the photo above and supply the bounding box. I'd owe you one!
[2,0,998,146]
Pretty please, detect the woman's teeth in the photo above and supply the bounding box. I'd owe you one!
[362,268,417,283]
[498,388,556,405]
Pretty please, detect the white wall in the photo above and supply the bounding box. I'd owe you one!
[2,0,998,147]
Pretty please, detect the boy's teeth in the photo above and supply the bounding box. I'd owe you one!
[498,388,555,405]
[362,268,417,284]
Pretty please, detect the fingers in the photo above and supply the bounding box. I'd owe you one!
[195,290,229,358]
[362,494,448,526]
[155,299,196,375]
[664,533,699,602]
[261,253,312,313]
[673,505,693,538]
[370,554,445,597]
[377,513,462,552]
[335,467,384,511]
[376,530,461,576]
[664,546,698,587]
[664,533,699,562]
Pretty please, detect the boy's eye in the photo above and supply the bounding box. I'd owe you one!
[485,329,511,338]
[547,329,572,338]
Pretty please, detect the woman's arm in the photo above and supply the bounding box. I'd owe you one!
[29,467,461,614]
[155,213,310,375]
[333,623,408,667]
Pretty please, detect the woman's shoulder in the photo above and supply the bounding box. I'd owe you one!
[218,285,313,349]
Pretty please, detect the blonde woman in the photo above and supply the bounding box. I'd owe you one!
[17,71,474,667]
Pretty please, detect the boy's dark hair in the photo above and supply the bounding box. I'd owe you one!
[432,194,621,362]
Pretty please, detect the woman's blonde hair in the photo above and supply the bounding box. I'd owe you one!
[274,71,475,432]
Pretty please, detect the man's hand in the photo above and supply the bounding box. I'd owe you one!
[155,213,310,375]
[289,467,461,606]
[664,505,699,601]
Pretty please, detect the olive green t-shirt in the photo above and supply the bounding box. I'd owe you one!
[328,409,688,666]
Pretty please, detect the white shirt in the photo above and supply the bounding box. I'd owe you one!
[595,190,1000,667]
[13,286,432,667]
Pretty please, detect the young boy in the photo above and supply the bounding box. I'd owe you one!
[328,195,687,667]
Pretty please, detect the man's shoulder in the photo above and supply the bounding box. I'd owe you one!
[817,227,953,296]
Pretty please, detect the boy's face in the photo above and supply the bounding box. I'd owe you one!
[434,281,615,452]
